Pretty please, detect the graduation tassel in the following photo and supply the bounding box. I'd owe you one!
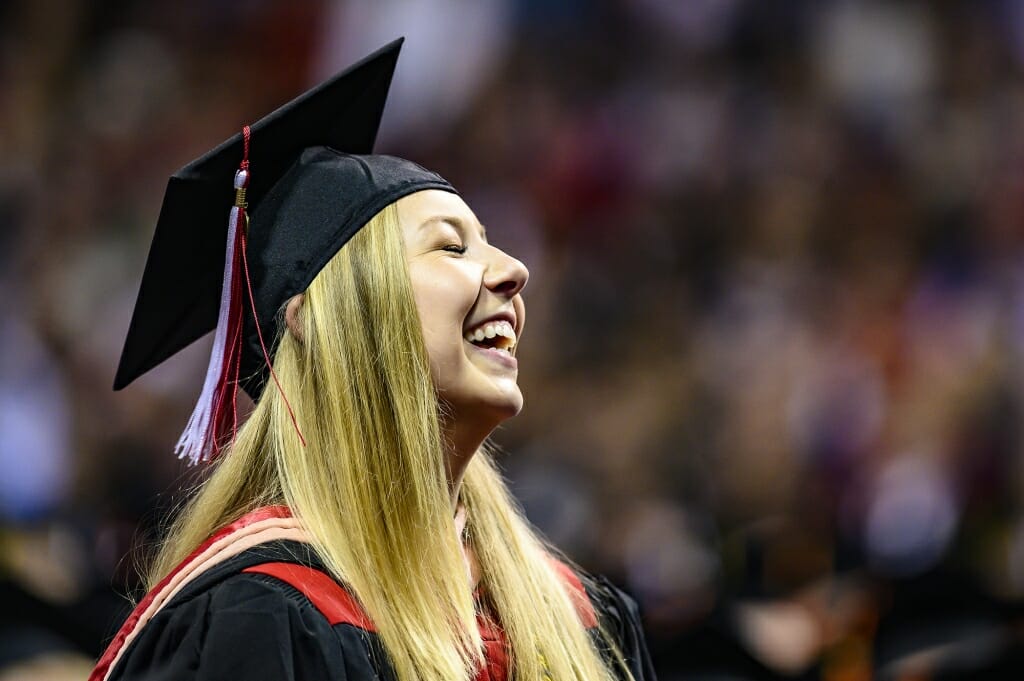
[207,160,249,458]
[174,127,252,464]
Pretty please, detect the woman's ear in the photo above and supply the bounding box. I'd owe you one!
[285,293,305,342]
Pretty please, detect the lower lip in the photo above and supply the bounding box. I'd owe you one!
[465,341,518,368]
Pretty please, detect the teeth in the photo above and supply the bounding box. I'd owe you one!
[464,320,517,349]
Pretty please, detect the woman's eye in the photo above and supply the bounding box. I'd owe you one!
[442,244,467,254]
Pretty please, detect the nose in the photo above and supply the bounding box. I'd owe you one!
[483,245,529,298]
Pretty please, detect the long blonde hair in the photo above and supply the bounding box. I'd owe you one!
[149,203,629,681]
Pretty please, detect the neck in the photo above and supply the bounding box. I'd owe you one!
[442,419,492,510]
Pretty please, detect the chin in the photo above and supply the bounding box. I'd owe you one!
[447,389,524,430]
[489,382,525,417]
[495,395,524,419]
[477,390,524,422]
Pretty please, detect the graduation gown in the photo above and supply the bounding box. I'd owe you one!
[91,507,656,681]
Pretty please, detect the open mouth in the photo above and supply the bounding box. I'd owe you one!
[463,320,516,356]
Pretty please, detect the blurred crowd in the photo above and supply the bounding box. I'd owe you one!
[3,0,1024,679]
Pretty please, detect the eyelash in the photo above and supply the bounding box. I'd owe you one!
[442,243,467,254]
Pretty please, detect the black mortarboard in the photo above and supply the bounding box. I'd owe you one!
[238,149,455,397]
[113,37,457,463]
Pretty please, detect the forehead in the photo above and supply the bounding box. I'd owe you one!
[396,189,480,235]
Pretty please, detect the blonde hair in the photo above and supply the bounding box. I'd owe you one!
[149,203,629,681]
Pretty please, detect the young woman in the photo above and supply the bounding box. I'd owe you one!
[92,41,655,681]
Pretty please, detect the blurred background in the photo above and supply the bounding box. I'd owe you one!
[3,0,1024,679]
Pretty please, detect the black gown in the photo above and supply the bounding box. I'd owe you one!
[98,538,656,681]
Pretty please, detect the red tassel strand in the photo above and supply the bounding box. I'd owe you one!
[240,230,307,447]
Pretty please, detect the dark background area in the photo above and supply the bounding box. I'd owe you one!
[2,1,1024,679]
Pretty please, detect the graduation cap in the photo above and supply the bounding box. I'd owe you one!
[114,37,457,464]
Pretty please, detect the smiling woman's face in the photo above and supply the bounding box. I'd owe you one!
[398,189,529,428]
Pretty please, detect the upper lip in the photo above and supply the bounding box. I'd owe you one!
[464,310,518,336]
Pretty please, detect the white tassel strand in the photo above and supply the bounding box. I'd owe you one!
[174,168,247,464]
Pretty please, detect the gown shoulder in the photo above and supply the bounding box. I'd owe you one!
[584,573,658,681]
[107,541,374,681]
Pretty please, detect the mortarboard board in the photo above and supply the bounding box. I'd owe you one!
[113,37,457,463]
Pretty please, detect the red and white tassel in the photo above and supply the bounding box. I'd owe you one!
[175,125,305,464]
[175,128,251,464]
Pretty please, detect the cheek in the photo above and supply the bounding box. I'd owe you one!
[408,264,478,366]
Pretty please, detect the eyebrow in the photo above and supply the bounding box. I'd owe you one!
[421,215,488,243]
